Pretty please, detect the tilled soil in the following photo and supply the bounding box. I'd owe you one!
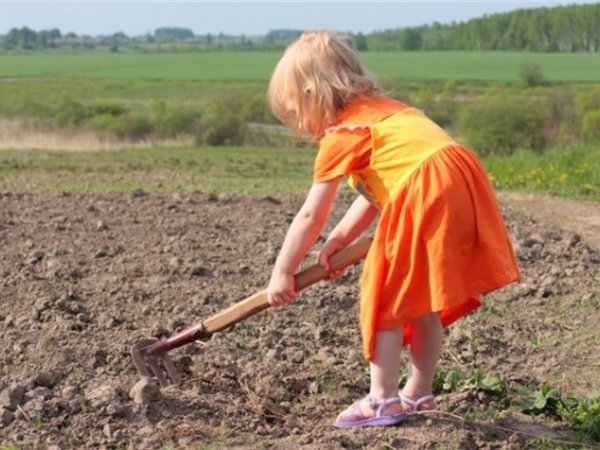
[0,192,599,450]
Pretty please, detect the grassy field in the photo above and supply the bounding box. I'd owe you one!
[0,51,598,201]
[1,144,598,200]
[486,145,600,200]
[0,78,266,116]
[1,51,600,82]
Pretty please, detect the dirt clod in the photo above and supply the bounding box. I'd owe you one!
[0,408,15,425]
[129,377,162,406]
[0,384,26,411]
[85,385,121,410]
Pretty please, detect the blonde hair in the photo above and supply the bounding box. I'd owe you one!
[268,30,378,139]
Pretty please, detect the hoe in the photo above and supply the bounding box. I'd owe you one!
[131,237,372,386]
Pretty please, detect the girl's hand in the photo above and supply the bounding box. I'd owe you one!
[318,238,347,280]
[267,270,297,306]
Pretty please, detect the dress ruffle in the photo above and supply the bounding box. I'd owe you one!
[324,123,372,135]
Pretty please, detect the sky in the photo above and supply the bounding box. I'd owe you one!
[0,1,597,36]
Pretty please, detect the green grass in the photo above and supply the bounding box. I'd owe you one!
[0,146,317,195]
[1,145,598,201]
[1,51,600,82]
[485,145,600,200]
[0,78,266,118]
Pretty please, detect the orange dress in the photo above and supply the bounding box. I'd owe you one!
[314,95,520,361]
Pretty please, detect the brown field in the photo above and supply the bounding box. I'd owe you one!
[1,191,599,449]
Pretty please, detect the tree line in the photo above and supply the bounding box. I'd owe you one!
[1,4,598,52]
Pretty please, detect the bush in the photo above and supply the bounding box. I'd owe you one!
[87,114,152,141]
[151,101,200,137]
[408,85,458,128]
[542,87,578,145]
[112,116,153,140]
[197,102,245,146]
[458,95,548,155]
[560,86,600,143]
[53,97,94,127]
[582,110,600,143]
[54,98,127,130]
[239,93,273,124]
[519,61,545,87]
[575,85,600,114]
[91,102,127,117]
[87,113,118,137]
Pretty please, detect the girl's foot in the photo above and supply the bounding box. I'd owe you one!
[398,391,437,413]
[333,394,406,428]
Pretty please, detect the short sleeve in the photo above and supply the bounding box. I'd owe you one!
[313,128,371,183]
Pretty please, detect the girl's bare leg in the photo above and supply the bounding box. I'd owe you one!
[336,327,407,424]
[348,327,405,417]
[369,327,404,399]
[402,312,443,408]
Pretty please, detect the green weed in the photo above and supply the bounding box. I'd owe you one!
[431,367,506,397]
[33,414,44,427]
[515,383,600,441]
[429,367,600,442]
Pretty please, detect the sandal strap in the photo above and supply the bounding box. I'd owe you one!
[366,394,402,417]
[399,393,434,412]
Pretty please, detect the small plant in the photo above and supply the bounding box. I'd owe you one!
[530,335,542,347]
[471,371,507,397]
[561,395,600,441]
[437,367,465,393]
[431,367,506,397]
[516,384,600,441]
[33,414,44,426]
[515,383,563,418]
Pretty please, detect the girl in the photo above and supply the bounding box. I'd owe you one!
[266,30,520,428]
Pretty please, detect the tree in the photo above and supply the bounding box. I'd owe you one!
[264,29,302,46]
[400,28,422,50]
[354,32,368,51]
[5,27,37,49]
[154,27,194,41]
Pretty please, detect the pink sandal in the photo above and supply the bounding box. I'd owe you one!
[399,393,436,413]
[334,395,406,428]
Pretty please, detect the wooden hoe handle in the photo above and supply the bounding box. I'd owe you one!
[202,237,372,334]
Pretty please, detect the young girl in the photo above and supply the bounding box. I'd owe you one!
[266,30,520,428]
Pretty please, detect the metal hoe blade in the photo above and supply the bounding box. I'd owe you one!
[131,339,181,387]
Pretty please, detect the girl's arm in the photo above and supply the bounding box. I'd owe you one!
[318,195,379,270]
[268,178,340,306]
